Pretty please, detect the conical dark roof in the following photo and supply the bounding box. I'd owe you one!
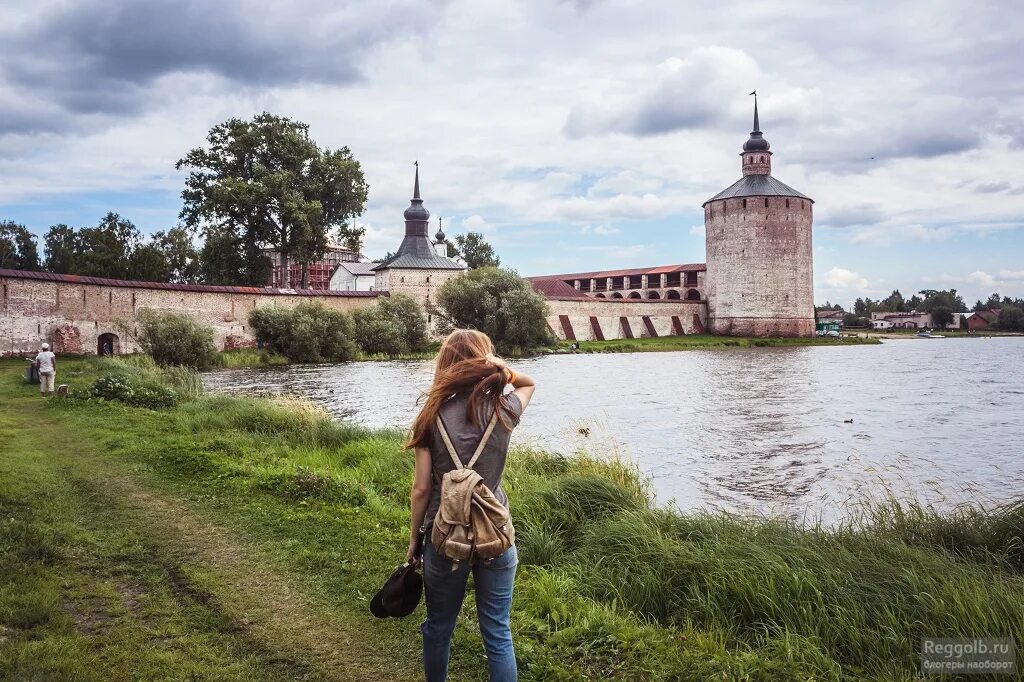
[372,166,465,272]
[703,174,812,206]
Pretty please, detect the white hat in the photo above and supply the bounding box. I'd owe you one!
[41,343,50,350]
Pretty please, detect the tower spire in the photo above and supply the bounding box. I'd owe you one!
[751,90,760,133]
[413,160,420,200]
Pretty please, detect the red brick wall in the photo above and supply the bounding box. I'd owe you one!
[0,275,379,356]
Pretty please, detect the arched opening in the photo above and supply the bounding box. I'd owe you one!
[595,293,606,298]
[628,292,642,299]
[97,332,119,356]
[685,289,701,301]
[611,292,623,299]
[666,289,681,300]
[647,291,661,300]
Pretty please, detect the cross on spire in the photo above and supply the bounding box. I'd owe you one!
[749,90,760,133]
[413,160,420,199]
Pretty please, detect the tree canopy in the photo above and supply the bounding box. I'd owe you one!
[447,232,500,269]
[435,266,552,352]
[177,113,368,287]
[0,221,40,271]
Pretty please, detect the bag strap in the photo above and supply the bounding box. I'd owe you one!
[435,412,499,471]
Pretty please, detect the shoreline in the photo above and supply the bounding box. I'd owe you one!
[211,333,882,369]
[1,356,1021,679]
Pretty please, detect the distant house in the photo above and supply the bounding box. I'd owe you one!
[817,309,845,326]
[871,311,962,330]
[871,311,932,329]
[329,262,377,292]
[966,309,1000,332]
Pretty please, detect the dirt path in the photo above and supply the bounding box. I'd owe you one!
[2,387,419,681]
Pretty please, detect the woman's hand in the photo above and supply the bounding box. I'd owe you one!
[485,353,506,370]
[406,536,422,565]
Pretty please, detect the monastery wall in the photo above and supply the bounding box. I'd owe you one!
[0,271,380,356]
[544,298,708,341]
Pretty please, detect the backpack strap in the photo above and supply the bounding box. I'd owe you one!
[435,412,499,471]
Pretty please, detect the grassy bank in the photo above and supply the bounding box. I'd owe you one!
[218,334,880,368]
[2,357,1021,680]
[561,333,880,354]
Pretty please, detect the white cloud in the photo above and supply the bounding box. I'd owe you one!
[824,267,869,291]
[999,269,1024,280]
[460,214,494,233]
[554,193,672,222]
[689,224,705,237]
[967,271,997,287]
[580,224,620,235]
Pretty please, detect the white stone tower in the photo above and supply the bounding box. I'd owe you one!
[703,95,815,337]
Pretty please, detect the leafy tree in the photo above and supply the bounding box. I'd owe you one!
[153,226,201,283]
[815,301,844,312]
[177,113,368,287]
[930,306,954,328]
[249,302,358,363]
[335,219,366,254]
[0,221,40,270]
[879,289,907,312]
[918,289,967,313]
[998,305,1024,332]
[43,224,76,273]
[905,294,923,310]
[135,309,217,369]
[128,243,171,282]
[436,266,552,352]
[449,232,499,269]
[73,212,141,279]
[197,223,272,285]
[353,294,428,355]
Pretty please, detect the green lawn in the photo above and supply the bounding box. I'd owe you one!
[1,356,1021,680]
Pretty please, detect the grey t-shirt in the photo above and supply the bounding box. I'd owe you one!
[423,390,523,531]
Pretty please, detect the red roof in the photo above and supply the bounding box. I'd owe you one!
[535,263,706,280]
[0,268,384,298]
[527,277,591,300]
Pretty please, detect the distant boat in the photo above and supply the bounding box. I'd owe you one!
[915,329,945,338]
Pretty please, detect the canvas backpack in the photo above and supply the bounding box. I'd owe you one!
[431,413,515,566]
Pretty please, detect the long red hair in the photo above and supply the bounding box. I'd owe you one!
[405,329,510,449]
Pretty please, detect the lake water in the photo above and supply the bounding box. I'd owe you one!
[203,337,1024,521]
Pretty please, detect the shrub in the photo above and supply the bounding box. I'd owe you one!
[435,266,553,353]
[352,294,428,356]
[249,301,358,363]
[88,373,178,408]
[134,309,217,369]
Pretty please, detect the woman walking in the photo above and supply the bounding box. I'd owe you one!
[406,330,535,682]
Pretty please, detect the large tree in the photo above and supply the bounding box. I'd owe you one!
[152,226,201,283]
[72,212,141,279]
[177,113,368,287]
[447,232,500,269]
[335,218,366,254]
[197,223,272,285]
[918,289,967,313]
[0,221,40,271]
[435,266,552,352]
[998,305,1024,332]
[43,224,76,273]
[128,243,171,282]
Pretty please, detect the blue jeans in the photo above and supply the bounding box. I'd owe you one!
[421,542,518,682]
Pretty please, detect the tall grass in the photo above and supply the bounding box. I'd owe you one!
[66,362,1024,679]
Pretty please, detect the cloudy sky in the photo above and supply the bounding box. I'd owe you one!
[2,0,1022,307]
